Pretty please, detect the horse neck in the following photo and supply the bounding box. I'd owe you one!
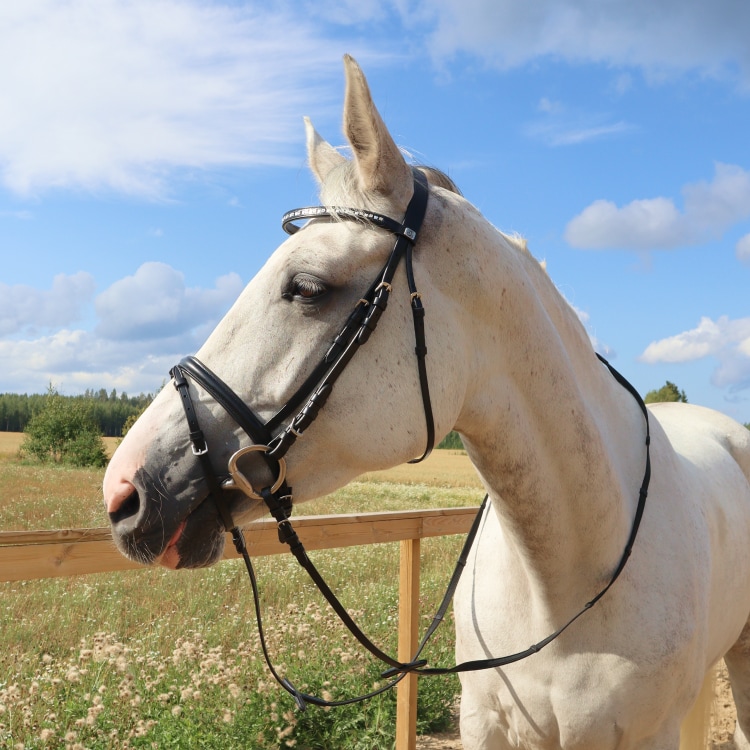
[451,225,646,607]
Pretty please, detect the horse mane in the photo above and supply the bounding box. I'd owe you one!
[415,166,462,195]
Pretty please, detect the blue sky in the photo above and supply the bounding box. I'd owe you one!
[1,0,750,425]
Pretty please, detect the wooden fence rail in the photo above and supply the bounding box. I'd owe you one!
[0,506,478,750]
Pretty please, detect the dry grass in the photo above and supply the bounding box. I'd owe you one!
[361,450,482,490]
[0,431,24,457]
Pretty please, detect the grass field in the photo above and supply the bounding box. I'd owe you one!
[0,434,483,748]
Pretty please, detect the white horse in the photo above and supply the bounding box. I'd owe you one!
[104,56,750,749]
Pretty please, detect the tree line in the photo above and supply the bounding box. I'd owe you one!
[0,388,154,437]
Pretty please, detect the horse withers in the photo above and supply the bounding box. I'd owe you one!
[104,56,750,749]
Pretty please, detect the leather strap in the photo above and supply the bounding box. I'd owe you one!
[170,358,293,522]
[390,354,651,677]
[405,237,435,463]
[173,356,272,446]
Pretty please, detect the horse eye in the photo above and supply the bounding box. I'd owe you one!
[284,274,327,301]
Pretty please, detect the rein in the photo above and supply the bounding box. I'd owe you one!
[169,173,651,711]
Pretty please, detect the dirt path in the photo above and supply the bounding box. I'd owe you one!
[417,663,737,749]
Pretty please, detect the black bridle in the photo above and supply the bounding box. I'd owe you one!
[169,171,651,711]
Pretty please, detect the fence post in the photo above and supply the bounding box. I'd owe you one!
[396,537,421,750]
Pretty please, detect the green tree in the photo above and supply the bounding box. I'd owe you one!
[119,402,150,442]
[20,387,108,467]
[644,381,688,404]
[438,430,464,449]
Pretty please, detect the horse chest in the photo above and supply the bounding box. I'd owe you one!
[461,662,637,750]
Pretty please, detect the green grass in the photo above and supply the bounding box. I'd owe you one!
[0,446,481,748]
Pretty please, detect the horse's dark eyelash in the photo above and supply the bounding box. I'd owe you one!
[283,273,327,301]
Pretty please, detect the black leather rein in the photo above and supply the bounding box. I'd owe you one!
[169,171,652,712]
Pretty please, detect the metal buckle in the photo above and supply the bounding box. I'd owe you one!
[191,441,209,456]
[222,445,287,501]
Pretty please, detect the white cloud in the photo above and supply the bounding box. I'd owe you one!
[640,315,750,394]
[736,233,750,264]
[0,261,244,395]
[0,1,347,198]
[2,1,746,202]
[526,94,634,147]
[611,73,634,96]
[0,272,95,335]
[641,317,735,363]
[95,262,243,341]
[537,97,562,114]
[565,163,750,250]
[0,264,244,395]
[416,0,750,87]
[527,119,633,147]
[0,330,177,395]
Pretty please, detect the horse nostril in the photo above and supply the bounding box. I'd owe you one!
[108,488,141,525]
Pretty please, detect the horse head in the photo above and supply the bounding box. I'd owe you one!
[103,56,474,569]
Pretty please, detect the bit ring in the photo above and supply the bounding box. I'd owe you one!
[223,445,287,501]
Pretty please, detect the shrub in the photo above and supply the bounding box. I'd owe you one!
[437,431,464,450]
[19,387,108,467]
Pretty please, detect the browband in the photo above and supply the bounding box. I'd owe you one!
[282,205,418,240]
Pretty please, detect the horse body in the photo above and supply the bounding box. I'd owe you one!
[104,56,750,748]
[457,400,750,748]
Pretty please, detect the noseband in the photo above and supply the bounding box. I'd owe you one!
[169,171,652,712]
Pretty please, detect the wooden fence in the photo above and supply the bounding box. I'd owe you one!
[0,506,478,750]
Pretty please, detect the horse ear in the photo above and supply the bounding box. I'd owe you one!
[305,116,346,186]
[342,55,412,203]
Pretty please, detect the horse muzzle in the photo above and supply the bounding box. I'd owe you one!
[106,466,227,569]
